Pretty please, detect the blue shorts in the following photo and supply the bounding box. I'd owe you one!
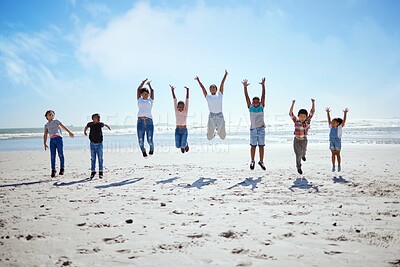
[330,138,341,150]
[250,128,265,147]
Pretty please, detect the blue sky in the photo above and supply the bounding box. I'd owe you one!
[0,0,399,128]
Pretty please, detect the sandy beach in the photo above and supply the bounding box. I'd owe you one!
[0,143,399,267]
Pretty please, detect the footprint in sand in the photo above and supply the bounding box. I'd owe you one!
[103,235,126,244]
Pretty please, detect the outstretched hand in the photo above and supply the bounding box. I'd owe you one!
[169,85,175,91]
[242,79,250,87]
[325,107,331,113]
[311,98,315,102]
[224,69,228,76]
[292,100,296,104]
[146,80,152,86]
[194,76,200,81]
[259,77,266,85]
[184,86,189,90]
[343,108,349,113]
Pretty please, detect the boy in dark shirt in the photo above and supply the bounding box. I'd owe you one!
[84,113,111,179]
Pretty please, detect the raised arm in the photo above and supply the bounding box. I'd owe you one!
[185,86,189,110]
[60,123,74,138]
[342,108,349,127]
[137,78,148,99]
[242,79,251,108]
[289,100,295,116]
[170,85,176,99]
[147,80,154,100]
[219,69,228,94]
[310,98,315,115]
[185,86,189,99]
[259,77,266,107]
[43,128,48,150]
[194,76,207,97]
[325,108,332,125]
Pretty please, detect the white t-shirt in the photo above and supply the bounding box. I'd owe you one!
[206,93,223,114]
[137,98,153,118]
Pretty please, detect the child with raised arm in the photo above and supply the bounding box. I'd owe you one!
[289,99,315,175]
[170,85,190,153]
[136,78,155,158]
[43,110,74,178]
[242,78,267,170]
[194,70,228,140]
[325,108,349,172]
[84,113,111,179]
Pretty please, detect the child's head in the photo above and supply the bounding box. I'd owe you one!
[45,110,55,121]
[140,88,149,99]
[177,101,185,112]
[92,113,100,123]
[332,118,343,128]
[209,84,217,95]
[298,109,308,122]
[252,97,261,107]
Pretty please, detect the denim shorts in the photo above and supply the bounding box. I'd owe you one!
[330,138,342,150]
[250,128,265,147]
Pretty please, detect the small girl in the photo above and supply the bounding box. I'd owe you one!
[325,108,349,172]
[136,79,155,158]
[43,110,74,177]
[170,85,189,153]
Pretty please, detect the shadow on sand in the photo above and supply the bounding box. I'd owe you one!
[227,177,262,190]
[289,177,319,192]
[0,179,53,188]
[94,178,144,189]
[53,178,91,187]
[184,178,217,189]
[156,177,179,185]
[333,176,350,184]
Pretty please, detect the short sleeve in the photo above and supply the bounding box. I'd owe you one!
[100,122,105,127]
[290,114,297,123]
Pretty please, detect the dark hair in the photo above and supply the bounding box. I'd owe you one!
[177,101,185,106]
[45,110,55,117]
[252,97,260,102]
[332,118,343,125]
[140,88,149,94]
[298,109,308,116]
[209,84,218,90]
[92,113,100,120]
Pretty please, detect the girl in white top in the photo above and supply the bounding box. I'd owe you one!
[194,70,228,140]
[136,78,155,158]
[170,85,190,153]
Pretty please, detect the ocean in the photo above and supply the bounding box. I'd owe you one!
[0,119,399,152]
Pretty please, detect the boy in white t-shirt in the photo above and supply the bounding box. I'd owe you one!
[325,107,349,172]
[194,70,228,140]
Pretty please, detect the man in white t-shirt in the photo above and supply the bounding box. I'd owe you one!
[195,70,228,140]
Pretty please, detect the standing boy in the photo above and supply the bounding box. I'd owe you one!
[84,113,111,179]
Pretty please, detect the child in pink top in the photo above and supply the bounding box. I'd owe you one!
[170,85,190,153]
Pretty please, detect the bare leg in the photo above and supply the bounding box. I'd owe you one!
[250,146,256,161]
[336,150,341,167]
[331,150,336,166]
[259,146,264,162]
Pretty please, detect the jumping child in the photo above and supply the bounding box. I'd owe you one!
[170,85,190,153]
[325,107,349,172]
[289,99,315,175]
[242,78,267,170]
[194,70,228,140]
[43,110,74,178]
